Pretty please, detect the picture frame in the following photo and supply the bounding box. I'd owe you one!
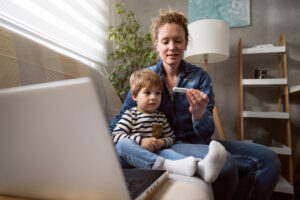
[189,0,251,28]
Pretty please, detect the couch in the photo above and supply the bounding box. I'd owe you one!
[0,24,214,200]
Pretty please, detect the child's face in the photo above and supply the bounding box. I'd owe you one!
[132,86,162,113]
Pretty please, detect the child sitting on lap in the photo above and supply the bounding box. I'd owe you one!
[112,69,226,183]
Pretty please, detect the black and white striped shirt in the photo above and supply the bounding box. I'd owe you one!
[112,107,175,148]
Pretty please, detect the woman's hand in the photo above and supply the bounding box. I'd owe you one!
[140,137,165,152]
[186,89,209,122]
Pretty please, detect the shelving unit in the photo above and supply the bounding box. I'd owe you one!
[243,78,287,86]
[244,139,291,155]
[238,34,294,196]
[275,175,294,194]
[242,111,289,119]
[290,84,300,95]
[289,84,300,188]
[242,45,286,54]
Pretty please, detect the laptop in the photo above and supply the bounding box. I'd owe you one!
[0,77,168,200]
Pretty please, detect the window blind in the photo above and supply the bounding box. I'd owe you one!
[0,0,109,67]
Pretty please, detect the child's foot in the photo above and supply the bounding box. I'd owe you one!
[163,157,196,176]
[196,140,227,183]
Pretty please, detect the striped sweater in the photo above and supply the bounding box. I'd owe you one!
[112,107,175,148]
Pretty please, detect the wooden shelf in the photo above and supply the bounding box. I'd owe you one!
[270,140,292,155]
[239,36,293,195]
[242,111,289,119]
[242,78,287,86]
[290,84,300,95]
[242,46,286,54]
[243,139,291,155]
[274,175,294,194]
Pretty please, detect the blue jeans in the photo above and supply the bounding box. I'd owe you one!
[115,138,187,169]
[170,139,281,200]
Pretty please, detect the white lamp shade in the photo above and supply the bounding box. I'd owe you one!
[184,19,230,64]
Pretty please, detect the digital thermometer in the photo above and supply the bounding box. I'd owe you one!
[173,87,189,93]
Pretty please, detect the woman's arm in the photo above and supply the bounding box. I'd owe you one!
[187,70,215,140]
[109,89,137,133]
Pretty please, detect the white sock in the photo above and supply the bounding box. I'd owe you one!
[163,157,196,176]
[196,140,227,183]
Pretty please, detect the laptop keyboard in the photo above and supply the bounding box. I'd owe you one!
[123,168,166,199]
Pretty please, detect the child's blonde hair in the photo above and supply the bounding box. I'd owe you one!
[130,69,163,97]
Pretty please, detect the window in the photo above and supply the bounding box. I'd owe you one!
[0,0,109,68]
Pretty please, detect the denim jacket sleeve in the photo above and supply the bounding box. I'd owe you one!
[192,103,214,140]
[190,70,215,140]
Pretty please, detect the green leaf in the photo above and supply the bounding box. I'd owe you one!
[106,1,159,99]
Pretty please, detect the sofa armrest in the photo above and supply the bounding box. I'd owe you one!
[168,174,214,200]
[152,176,213,200]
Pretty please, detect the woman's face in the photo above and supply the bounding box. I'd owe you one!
[155,23,188,69]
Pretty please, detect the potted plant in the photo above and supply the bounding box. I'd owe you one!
[106,2,159,101]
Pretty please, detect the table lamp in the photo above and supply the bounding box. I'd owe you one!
[184,19,230,140]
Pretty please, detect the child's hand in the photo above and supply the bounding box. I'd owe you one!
[140,137,162,152]
[155,139,166,150]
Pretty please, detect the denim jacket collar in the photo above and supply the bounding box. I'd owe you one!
[155,59,195,79]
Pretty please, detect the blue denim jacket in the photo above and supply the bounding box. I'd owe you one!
[110,60,215,142]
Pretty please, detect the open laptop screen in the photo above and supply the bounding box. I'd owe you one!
[0,78,131,200]
[0,78,169,200]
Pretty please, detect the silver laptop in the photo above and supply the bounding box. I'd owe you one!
[0,77,168,200]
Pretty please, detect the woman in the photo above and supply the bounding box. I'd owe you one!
[110,9,281,200]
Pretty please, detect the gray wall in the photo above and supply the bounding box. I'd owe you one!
[118,0,300,170]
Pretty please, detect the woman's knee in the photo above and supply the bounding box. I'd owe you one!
[248,143,281,173]
[260,146,281,176]
[267,147,281,165]
[212,153,238,200]
[219,152,238,181]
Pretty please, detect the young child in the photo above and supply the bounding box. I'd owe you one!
[112,69,226,183]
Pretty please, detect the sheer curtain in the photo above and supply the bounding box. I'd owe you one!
[0,0,109,69]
